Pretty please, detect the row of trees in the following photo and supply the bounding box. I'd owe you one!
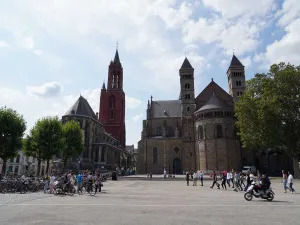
[235,62,300,178]
[0,107,84,175]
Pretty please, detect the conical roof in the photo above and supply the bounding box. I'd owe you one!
[64,96,97,119]
[114,49,120,63]
[180,57,193,69]
[229,55,244,67]
[197,91,230,112]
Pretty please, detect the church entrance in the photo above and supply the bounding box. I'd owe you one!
[173,158,182,174]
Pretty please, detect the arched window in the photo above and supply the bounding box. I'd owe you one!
[216,125,223,138]
[153,147,158,164]
[198,125,204,140]
[156,127,162,136]
[109,96,115,109]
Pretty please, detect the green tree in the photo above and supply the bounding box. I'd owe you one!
[24,117,63,175]
[0,107,26,175]
[23,130,42,176]
[62,120,84,171]
[235,62,300,178]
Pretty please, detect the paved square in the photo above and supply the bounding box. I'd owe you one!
[0,178,299,225]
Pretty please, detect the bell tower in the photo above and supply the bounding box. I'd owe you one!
[179,57,196,171]
[99,49,126,147]
[227,54,246,102]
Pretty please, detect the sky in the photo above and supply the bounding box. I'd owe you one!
[0,0,300,148]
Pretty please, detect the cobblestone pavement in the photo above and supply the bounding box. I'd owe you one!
[0,179,299,225]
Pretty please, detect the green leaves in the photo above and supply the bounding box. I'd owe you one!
[0,107,26,174]
[62,120,84,167]
[235,62,300,157]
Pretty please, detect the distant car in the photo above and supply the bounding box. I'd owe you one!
[242,166,257,175]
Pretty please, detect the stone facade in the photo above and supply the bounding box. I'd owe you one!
[59,95,128,173]
[137,55,246,174]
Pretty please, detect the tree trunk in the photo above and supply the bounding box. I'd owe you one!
[1,158,7,176]
[46,159,50,175]
[292,157,300,178]
[37,158,41,176]
[62,157,68,173]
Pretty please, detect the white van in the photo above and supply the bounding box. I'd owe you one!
[242,166,257,175]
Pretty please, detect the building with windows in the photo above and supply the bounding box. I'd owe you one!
[0,151,51,176]
[137,55,246,174]
[55,49,130,173]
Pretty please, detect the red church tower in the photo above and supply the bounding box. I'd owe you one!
[99,49,126,147]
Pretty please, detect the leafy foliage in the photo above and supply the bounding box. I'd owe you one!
[62,120,84,170]
[0,107,26,175]
[24,117,64,175]
[235,62,300,176]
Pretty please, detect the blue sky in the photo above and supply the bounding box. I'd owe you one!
[0,0,300,147]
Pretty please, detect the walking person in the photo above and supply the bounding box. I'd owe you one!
[77,172,83,194]
[210,171,220,189]
[244,171,251,192]
[282,170,290,193]
[221,172,227,190]
[199,170,204,186]
[186,172,190,186]
[288,172,296,194]
[43,175,49,193]
[193,171,198,186]
[226,170,231,187]
[49,173,55,194]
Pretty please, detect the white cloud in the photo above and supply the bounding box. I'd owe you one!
[126,96,142,109]
[27,81,63,98]
[240,56,252,68]
[255,19,300,68]
[132,113,143,123]
[19,36,35,49]
[201,0,276,19]
[0,40,9,48]
[277,0,300,27]
[33,49,43,55]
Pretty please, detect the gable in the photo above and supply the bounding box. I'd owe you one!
[195,81,233,110]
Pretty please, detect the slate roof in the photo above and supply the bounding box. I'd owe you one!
[64,96,97,119]
[229,55,244,67]
[196,92,230,112]
[180,57,193,69]
[114,49,120,63]
[151,100,181,118]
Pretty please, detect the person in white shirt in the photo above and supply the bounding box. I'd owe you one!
[193,172,198,186]
[49,174,56,194]
[288,172,296,193]
[226,171,231,187]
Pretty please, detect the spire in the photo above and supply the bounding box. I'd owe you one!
[180,57,193,69]
[114,42,120,64]
[102,80,106,90]
[229,54,244,68]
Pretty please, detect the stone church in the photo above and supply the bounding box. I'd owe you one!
[54,49,131,173]
[137,55,246,174]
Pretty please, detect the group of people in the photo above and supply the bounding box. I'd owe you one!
[185,169,296,195]
[42,170,102,194]
[282,170,296,194]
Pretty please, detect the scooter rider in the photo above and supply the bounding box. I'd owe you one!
[259,174,271,196]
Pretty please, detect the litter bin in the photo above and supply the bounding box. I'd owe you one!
[112,171,117,180]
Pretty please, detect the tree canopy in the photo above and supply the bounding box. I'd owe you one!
[24,117,64,175]
[235,62,300,177]
[62,120,84,171]
[0,107,26,175]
